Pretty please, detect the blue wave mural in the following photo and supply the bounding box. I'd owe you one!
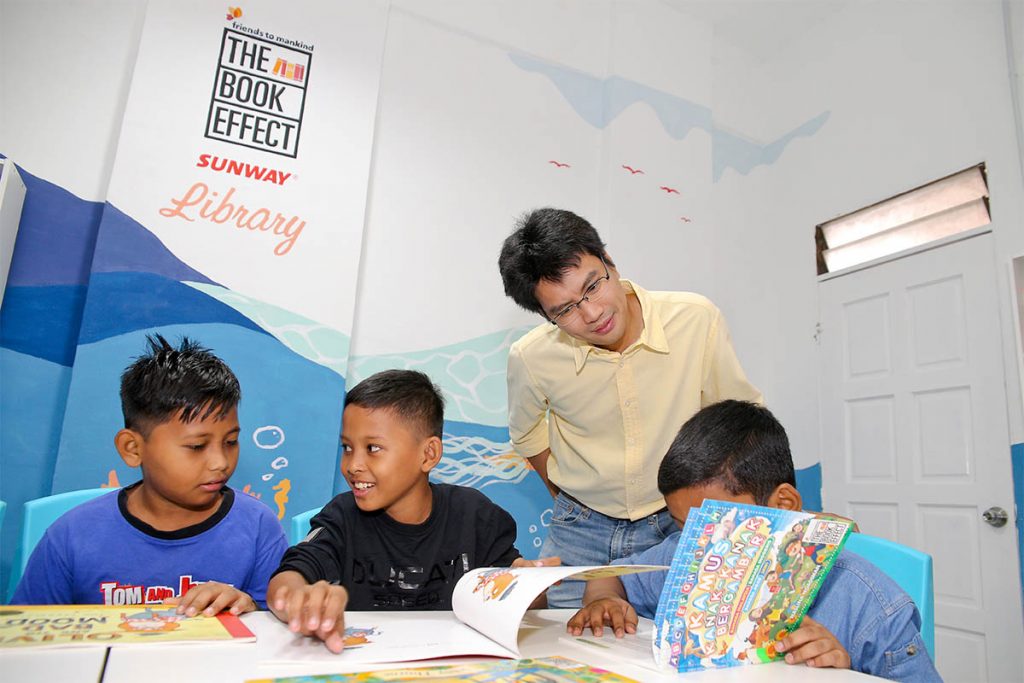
[508,52,829,181]
[0,161,105,599]
[75,271,266,344]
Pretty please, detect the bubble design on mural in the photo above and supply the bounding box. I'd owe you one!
[348,326,532,427]
[253,425,286,449]
[184,282,349,377]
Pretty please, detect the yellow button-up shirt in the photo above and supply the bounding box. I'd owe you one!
[506,280,762,520]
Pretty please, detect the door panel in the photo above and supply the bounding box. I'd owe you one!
[819,233,1023,682]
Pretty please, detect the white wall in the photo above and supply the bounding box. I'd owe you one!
[700,0,1024,465]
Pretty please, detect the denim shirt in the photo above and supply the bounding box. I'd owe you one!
[616,531,941,682]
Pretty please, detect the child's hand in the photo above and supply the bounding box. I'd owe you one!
[566,597,637,638]
[171,581,255,616]
[511,555,562,568]
[270,580,349,654]
[776,616,851,669]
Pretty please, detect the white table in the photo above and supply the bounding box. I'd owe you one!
[0,645,109,683]
[97,610,881,683]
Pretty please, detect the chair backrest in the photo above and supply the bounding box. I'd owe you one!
[0,500,6,531]
[12,488,112,588]
[844,532,935,660]
[289,506,324,545]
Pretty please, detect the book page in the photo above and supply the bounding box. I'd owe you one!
[451,565,666,655]
[258,610,514,664]
[0,605,253,649]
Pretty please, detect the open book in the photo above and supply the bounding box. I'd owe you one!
[652,500,853,672]
[0,605,254,649]
[261,564,665,664]
[247,656,640,682]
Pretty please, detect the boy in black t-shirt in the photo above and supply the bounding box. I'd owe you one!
[268,370,557,653]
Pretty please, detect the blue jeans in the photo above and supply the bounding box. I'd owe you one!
[541,492,676,608]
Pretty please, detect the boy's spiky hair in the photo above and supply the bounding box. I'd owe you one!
[120,334,241,435]
[344,369,445,439]
[657,400,795,505]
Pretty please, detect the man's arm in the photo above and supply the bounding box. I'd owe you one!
[527,448,560,499]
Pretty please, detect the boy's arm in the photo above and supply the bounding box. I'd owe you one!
[566,576,637,638]
[268,570,349,654]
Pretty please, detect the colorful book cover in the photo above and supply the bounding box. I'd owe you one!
[0,604,255,649]
[652,500,853,672]
[246,655,639,682]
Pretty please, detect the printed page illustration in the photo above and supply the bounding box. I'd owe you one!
[0,605,254,649]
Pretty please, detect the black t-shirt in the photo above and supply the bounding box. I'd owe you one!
[275,483,522,610]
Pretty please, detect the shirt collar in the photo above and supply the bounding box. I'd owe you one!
[570,279,670,372]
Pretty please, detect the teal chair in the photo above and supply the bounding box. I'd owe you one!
[844,532,935,660]
[289,506,324,545]
[0,500,6,531]
[10,488,112,593]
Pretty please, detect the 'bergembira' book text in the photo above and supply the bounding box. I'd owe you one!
[652,499,853,672]
[0,605,255,649]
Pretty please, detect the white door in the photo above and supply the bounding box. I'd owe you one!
[818,232,1023,683]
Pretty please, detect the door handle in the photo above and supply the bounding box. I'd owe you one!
[981,507,1008,528]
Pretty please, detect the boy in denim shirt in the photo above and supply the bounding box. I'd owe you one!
[568,400,940,681]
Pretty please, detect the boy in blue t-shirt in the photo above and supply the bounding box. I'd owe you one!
[567,400,940,682]
[13,335,287,615]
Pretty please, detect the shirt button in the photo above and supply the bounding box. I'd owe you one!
[625,399,633,407]
[618,359,625,367]
[627,437,636,445]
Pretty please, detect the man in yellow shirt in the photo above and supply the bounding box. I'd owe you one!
[499,208,762,607]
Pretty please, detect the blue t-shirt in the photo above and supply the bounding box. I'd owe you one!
[13,485,287,608]
[616,530,941,682]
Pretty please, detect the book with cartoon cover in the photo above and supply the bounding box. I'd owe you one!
[0,604,255,649]
[652,500,853,672]
[260,564,665,665]
[246,655,639,682]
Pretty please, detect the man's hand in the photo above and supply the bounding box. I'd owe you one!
[268,573,349,654]
[566,597,638,638]
[776,616,851,669]
[170,581,255,616]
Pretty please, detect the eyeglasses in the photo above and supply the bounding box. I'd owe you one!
[548,258,611,325]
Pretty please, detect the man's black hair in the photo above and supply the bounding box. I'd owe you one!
[657,400,795,505]
[121,334,241,435]
[344,369,445,439]
[498,208,615,315]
